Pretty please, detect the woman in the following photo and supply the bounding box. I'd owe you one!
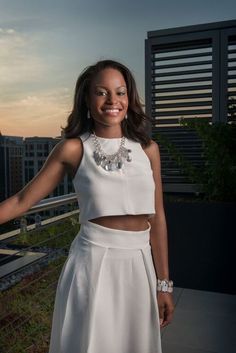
[0,60,174,353]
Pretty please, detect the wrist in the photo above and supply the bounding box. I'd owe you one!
[156,278,173,293]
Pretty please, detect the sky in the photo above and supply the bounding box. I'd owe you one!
[0,0,236,138]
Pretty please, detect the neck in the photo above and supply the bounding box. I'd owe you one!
[93,125,123,139]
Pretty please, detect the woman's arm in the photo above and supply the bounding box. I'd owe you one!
[0,138,83,225]
[146,141,169,279]
[143,140,174,327]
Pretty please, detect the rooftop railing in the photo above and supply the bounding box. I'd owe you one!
[0,193,80,353]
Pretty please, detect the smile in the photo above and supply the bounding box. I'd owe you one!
[103,109,120,113]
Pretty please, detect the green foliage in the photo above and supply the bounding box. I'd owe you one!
[155,118,236,202]
[0,257,66,353]
[0,214,81,353]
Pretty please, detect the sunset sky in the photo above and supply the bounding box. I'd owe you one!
[0,0,236,137]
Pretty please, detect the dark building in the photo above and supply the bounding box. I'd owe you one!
[0,133,74,218]
[0,132,24,202]
[145,19,236,193]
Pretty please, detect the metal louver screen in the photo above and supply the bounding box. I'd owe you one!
[228,35,236,122]
[146,21,236,193]
[154,127,203,192]
[152,40,212,128]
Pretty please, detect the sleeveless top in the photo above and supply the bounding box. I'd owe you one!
[72,132,156,224]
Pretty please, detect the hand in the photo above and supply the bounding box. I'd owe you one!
[157,291,174,328]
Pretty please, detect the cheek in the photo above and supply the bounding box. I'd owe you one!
[123,98,129,108]
[90,97,102,110]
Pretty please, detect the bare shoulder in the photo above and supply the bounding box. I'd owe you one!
[142,139,160,164]
[53,137,83,176]
[61,137,83,155]
[53,137,82,160]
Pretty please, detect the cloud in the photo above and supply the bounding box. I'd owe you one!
[0,88,72,137]
[0,27,46,85]
[0,27,73,137]
[0,28,16,34]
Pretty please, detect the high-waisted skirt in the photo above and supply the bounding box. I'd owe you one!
[48,221,162,353]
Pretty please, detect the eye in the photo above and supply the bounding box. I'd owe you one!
[96,90,107,96]
[117,91,126,96]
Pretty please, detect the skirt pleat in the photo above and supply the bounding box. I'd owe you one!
[48,221,162,353]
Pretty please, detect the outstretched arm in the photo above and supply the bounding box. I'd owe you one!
[0,138,83,225]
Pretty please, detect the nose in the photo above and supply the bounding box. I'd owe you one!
[106,92,117,104]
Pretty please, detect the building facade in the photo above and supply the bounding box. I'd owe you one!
[0,133,74,217]
[0,133,24,201]
[145,19,236,193]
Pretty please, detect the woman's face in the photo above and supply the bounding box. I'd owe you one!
[88,68,128,128]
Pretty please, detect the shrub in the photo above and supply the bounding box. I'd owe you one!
[155,118,236,202]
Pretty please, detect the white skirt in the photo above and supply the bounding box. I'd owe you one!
[48,221,162,353]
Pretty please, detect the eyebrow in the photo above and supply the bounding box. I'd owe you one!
[94,85,127,89]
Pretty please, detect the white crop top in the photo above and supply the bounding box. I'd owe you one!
[72,132,156,223]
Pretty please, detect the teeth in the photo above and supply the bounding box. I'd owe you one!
[104,109,119,113]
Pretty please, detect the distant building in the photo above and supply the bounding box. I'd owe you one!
[0,132,74,218]
[23,136,74,219]
[0,132,24,201]
[24,136,73,197]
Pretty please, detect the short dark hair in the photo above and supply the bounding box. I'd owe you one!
[61,59,151,146]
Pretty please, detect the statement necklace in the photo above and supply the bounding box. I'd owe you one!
[91,132,132,171]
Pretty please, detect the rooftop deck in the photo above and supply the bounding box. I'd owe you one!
[162,287,236,353]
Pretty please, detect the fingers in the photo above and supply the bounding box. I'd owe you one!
[161,306,174,328]
[157,293,175,328]
[158,303,165,327]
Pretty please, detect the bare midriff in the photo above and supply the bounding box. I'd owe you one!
[89,214,150,231]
